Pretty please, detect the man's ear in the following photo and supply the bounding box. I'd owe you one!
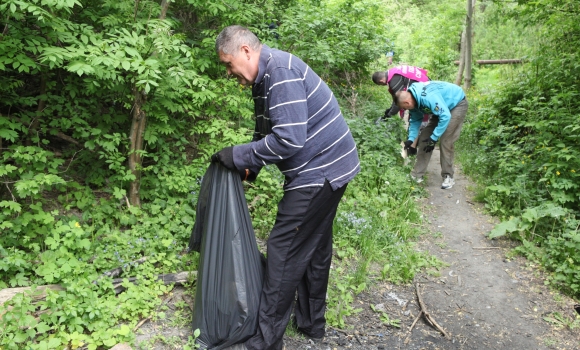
[240,44,252,60]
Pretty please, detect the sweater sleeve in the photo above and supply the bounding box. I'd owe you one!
[407,109,424,141]
[233,67,308,172]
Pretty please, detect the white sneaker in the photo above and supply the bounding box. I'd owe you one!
[411,175,424,184]
[441,175,454,189]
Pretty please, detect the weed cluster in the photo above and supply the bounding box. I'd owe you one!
[457,58,580,298]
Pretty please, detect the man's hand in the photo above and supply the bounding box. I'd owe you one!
[403,140,417,156]
[211,146,235,170]
[422,138,436,153]
[382,109,391,120]
[211,147,257,181]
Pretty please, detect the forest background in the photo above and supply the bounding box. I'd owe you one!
[0,0,579,348]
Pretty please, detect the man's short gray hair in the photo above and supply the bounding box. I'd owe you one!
[215,25,262,56]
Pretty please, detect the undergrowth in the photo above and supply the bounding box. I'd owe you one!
[457,60,580,299]
[0,81,440,349]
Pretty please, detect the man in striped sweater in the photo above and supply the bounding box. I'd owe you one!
[212,25,360,350]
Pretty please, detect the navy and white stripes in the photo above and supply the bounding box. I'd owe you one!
[233,45,360,191]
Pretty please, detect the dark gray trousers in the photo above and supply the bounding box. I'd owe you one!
[245,181,347,350]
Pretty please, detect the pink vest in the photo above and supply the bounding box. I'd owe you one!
[387,65,429,83]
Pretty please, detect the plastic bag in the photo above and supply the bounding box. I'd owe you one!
[189,163,264,349]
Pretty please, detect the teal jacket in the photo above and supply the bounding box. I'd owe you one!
[407,81,466,142]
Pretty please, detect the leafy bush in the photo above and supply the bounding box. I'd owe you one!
[0,0,443,346]
[457,0,580,298]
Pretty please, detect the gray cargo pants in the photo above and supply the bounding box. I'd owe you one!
[411,98,468,179]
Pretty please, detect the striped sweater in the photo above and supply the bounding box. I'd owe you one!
[232,45,360,191]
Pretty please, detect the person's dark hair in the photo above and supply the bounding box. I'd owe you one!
[372,71,387,85]
[215,25,261,56]
[393,90,402,105]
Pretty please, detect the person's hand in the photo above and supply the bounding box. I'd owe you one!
[211,146,235,170]
[422,138,436,153]
[407,146,417,156]
[382,109,391,120]
[403,140,413,150]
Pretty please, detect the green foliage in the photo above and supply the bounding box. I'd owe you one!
[381,0,464,80]
[273,0,390,81]
[0,0,444,344]
[473,1,538,61]
[457,0,580,298]
[370,304,401,328]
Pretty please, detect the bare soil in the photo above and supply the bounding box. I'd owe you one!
[134,149,580,350]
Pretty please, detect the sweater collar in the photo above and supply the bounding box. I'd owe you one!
[254,44,272,85]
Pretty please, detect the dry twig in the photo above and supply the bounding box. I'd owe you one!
[328,326,350,336]
[404,310,423,344]
[415,283,450,338]
[133,317,151,331]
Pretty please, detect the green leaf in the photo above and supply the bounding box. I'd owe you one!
[125,47,139,57]
[36,322,51,334]
[488,218,520,239]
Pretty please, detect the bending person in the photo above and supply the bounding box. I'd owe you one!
[395,81,468,189]
[372,65,431,154]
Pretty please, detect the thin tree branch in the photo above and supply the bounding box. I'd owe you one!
[5,183,16,202]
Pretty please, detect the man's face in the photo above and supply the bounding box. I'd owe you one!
[219,46,258,86]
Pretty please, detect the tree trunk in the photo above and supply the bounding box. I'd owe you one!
[126,0,170,207]
[27,75,46,146]
[463,0,475,90]
[454,30,466,86]
[159,0,169,19]
[128,88,146,207]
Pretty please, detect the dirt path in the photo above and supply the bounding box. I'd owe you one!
[134,149,580,350]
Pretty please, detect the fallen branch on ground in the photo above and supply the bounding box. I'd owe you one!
[100,256,149,279]
[404,311,423,344]
[414,282,450,338]
[110,271,194,294]
[328,326,350,336]
[133,317,151,331]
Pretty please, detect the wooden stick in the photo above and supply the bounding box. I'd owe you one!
[110,271,194,294]
[415,283,450,338]
[133,317,151,331]
[404,311,423,344]
[100,256,148,279]
[328,326,350,336]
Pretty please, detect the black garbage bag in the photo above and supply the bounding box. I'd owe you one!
[189,163,264,349]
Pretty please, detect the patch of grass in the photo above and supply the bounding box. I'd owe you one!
[432,231,443,239]
[543,337,558,347]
